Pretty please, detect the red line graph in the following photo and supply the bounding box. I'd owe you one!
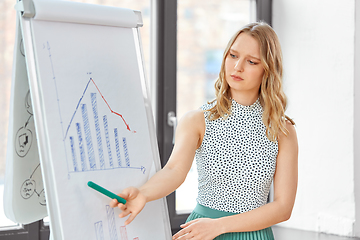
[90,78,135,133]
[63,78,136,140]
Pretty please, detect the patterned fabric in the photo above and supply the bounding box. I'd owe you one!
[186,204,275,240]
[195,99,278,213]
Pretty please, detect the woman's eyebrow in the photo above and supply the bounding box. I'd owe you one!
[229,48,239,54]
[248,55,261,61]
[229,49,261,61]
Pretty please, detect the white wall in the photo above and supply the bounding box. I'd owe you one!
[354,0,360,237]
[273,0,357,237]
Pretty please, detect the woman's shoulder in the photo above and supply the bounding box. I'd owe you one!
[179,109,204,125]
[177,109,205,134]
[178,100,217,131]
[278,120,297,146]
[284,120,296,135]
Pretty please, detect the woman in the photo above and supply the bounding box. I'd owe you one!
[110,22,298,240]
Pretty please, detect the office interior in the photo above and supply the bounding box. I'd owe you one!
[0,0,359,239]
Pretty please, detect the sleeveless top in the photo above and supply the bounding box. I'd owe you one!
[195,98,278,213]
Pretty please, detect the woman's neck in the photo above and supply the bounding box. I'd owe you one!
[230,91,259,106]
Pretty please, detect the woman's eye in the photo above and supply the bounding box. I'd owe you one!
[248,60,257,65]
[230,53,237,58]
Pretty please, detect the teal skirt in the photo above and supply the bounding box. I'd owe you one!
[186,204,274,240]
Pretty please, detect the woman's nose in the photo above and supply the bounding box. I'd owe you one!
[234,60,244,72]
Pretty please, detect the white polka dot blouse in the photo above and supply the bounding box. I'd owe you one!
[195,98,279,213]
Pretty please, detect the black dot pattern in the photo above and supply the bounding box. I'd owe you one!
[195,99,278,213]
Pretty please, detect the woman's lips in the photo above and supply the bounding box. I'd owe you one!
[231,74,244,81]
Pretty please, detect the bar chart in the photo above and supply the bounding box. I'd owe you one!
[38,30,170,238]
[120,225,140,240]
[60,78,145,174]
[94,221,104,240]
[107,205,118,240]
[94,206,140,240]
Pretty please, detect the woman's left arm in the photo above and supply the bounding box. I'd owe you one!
[173,121,298,240]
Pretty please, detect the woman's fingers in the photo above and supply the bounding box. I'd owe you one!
[109,192,130,208]
[121,187,138,200]
[109,188,136,208]
[173,225,193,240]
[108,187,146,224]
[180,219,197,228]
[109,199,118,208]
[117,203,126,211]
[118,208,131,218]
[124,211,139,225]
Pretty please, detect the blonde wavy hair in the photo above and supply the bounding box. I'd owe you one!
[207,22,294,142]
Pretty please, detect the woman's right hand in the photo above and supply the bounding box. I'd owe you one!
[109,187,147,225]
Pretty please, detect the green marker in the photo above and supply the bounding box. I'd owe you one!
[87,181,127,204]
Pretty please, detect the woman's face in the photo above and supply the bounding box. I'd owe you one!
[224,33,264,101]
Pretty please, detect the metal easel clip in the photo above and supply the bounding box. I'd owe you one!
[14,0,35,18]
[134,10,143,27]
